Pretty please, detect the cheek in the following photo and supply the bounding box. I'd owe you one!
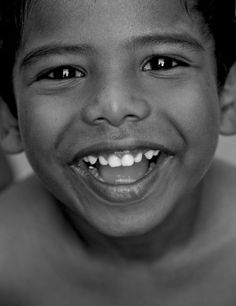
[167,82,220,167]
[174,89,219,139]
[17,95,74,164]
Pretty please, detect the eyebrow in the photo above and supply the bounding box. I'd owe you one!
[19,32,205,69]
[20,44,95,69]
[124,32,205,52]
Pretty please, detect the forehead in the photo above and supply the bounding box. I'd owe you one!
[21,0,206,52]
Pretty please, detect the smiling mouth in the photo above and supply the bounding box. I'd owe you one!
[68,141,174,203]
[81,149,161,184]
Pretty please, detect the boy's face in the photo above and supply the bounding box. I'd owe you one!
[13,0,220,236]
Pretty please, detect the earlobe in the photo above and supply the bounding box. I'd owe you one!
[219,63,236,136]
[219,89,236,135]
[0,99,23,154]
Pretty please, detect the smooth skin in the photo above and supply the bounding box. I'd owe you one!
[1,0,236,304]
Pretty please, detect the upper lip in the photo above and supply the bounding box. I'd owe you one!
[70,139,175,163]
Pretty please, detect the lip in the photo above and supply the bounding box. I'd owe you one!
[68,140,175,205]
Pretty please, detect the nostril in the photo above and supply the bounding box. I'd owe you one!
[94,117,106,124]
[82,94,150,126]
[126,114,140,121]
[85,109,149,126]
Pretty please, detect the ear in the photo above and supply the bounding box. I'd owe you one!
[220,62,236,135]
[0,98,23,153]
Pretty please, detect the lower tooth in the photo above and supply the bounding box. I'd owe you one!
[89,167,104,182]
[116,177,136,184]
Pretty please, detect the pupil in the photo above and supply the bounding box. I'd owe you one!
[151,57,172,70]
[53,68,72,79]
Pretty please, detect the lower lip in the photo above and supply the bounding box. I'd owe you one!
[70,153,174,205]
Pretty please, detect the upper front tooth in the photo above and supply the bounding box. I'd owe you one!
[88,156,97,165]
[121,154,134,166]
[154,150,160,156]
[99,156,108,166]
[108,155,122,167]
[144,150,154,160]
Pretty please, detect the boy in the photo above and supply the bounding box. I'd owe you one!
[1,0,236,304]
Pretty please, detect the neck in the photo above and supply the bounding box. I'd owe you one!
[61,187,202,264]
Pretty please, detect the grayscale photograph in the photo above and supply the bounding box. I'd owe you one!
[1,0,236,305]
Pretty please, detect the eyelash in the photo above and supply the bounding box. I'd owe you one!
[142,55,188,72]
[37,56,187,81]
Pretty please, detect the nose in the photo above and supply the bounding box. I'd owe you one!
[82,78,150,127]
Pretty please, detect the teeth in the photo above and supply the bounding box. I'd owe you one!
[88,156,97,165]
[121,154,134,166]
[99,156,108,166]
[134,152,142,163]
[108,155,122,168]
[144,150,154,160]
[83,149,160,167]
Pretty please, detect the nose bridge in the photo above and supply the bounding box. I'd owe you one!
[100,73,131,115]
[83,68,150,126]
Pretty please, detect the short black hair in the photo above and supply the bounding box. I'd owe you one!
[0,0,32,116]
[0,0,236,116]
[188,0,236,86]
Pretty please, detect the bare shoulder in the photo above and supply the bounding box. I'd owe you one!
[0,175,76,269]
[0,177,98,305]
[0,175,55,227]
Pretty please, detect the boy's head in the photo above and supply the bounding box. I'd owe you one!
[1,0,236,237]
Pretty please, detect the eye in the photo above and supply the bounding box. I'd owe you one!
[142,56,187,72]
[38,66,85,80]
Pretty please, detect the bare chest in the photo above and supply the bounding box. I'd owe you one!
[1,255,236,306]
